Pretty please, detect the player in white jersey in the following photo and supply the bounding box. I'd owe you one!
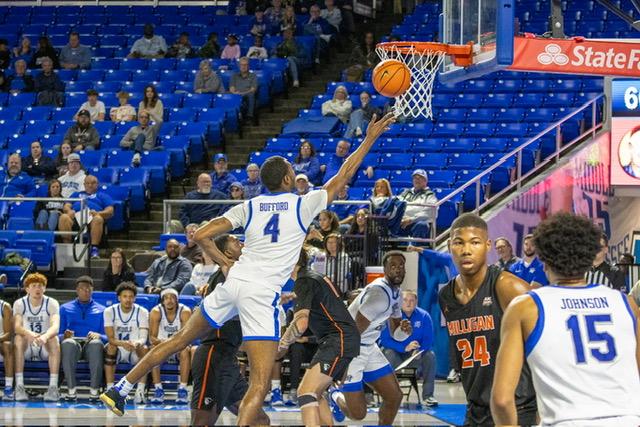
[100,113,396,421]
[149,288,192,404]
[103,282,149,404]
[12,273,60,402]
[0,297,14,400]
[330,251,411,425]
[492,213,640,426]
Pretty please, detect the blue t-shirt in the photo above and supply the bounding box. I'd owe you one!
[509,257,549,286]
[71,191,114,212]
[322,154,346,184]
[58,298,107,342]
[379,306,434,353]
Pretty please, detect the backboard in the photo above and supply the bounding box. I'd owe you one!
[440,0,515,83]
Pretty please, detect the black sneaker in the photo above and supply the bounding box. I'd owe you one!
[100,387,126,417]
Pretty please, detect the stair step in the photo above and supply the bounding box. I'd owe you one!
[63,266,106,277]
[54,276,105,290]
[108,238,158,249]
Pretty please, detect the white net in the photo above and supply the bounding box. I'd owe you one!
[375,44,447,120]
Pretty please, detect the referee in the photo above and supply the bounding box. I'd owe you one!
[585,233,626,290]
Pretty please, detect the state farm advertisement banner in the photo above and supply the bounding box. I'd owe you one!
[509,36,640,77]
[486,133,615,262]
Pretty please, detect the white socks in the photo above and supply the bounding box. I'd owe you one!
[49,374,58,388]
[15,373,24,387]
[179,383,187,390]
[154,383,162,390]
[114,377,134,397]
[5,377,12,388]
[272,379,281,391]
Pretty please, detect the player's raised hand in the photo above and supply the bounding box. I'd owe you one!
[365,112,396,141]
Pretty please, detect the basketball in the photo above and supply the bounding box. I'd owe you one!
[372,59,412,98]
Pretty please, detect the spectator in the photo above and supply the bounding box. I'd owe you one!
[321,85,352,123]
[250,8,269,37]
[180,252,218,296]
[58,276,106,401]
[284,307,317,404]
[129,24,167,59]
[59,175,114,258]
[194,60,225,94]
[322,233,351,294]
[303,5,335,63]
[210,153,238,195]
[306,209,339,248]
[493,237,520,271]
[75,89,105,122]
[55,142,73,175]
[344,32,379,82]
[58,153,86,197]
[321,139,374,183]
[380,290,437,406]
[221,34,241,60]
[34,57,65,107]
[230,57,258,123]
[370,178,392,210]
[24,140,57,184]
[143,239,193,294]
[0,39,10,70]
[274,27,300,87]
[348,207,368,235]
[344,91,382,138]
[242,162,264,198]
[280,5,297,33]
[199,32,221,59]
[62,109,100,151]
[294,173,312,196]
[0,154,36,197]
[102,248,136,292]
[292,140,321,184]
[109,91,136,122]
[265,0,285,33]
[321,0,342,31]
[166,32,197,59]
[35,178,64,231]
[30,36,60,69]
[397,169,438,238]
[229,181,245,201]
[247,35,268,59]
[180,223,204,265]
[119,111,161,166]
[172,174,226,233]
[328,184,358,228]
[138,84,164,124]
[12,36,33,65]
[509,233,549,287]
[59,32,92,70]
[615,253,634,292]
[6,60,34,94]
[584,232,626,290]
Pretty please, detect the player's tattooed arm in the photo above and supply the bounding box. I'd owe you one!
[278,309,310,352]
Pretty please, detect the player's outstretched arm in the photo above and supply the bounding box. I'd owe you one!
[278,308,310,355]
[323,113,395,203]
[491,295,532,426]
[193,217,234,271]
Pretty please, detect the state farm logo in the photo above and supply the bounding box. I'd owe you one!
[538,44,569,66]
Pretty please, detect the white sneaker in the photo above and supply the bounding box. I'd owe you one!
[132,153,141,167]
[43,386,60,402]
[424,396,439,406]
[447,369,461,383]
[134,387,146,404]
[293,80,300,87]
[14,385,28,401]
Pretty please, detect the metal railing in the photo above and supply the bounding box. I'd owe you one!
[424,94,605,246]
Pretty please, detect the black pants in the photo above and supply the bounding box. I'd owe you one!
[288,341,318,389]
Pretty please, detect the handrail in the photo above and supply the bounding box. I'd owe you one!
[423,93,605,246]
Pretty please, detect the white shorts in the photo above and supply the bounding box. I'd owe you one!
[554,416,640,427]
[116,348,140,365]
[25,343,49,362]
[201,277,281,341]
[342,344,393,392]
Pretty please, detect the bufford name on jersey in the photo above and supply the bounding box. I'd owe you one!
[259,202,289,212]
[447,315,495,336]
[559,297,609,310]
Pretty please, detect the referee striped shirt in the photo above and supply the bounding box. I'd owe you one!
[584,262,625,290]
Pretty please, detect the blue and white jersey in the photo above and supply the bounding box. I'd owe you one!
[103,303,149,343]
[13,296,59,335]
[526,284,640,425]
[223,190,328,289]
[157,303,187,340]
[348,277,402,345]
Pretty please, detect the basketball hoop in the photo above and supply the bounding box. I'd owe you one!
[376,42,473,119]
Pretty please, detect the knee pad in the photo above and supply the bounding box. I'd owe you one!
[297,392,319,409]
[104,355,117,366]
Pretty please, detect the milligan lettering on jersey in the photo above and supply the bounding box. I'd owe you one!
[158,303,187,340]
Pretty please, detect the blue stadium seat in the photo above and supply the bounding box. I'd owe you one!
[403,122,433,137]
[106,150,134,168]
[131,69,160,82]
[158,93,183,109]
[442,138,476,153]
[448,153,485,170]
[414,152,448,169]
[91,166,119,184]
[412,138,445,153]
[437,108,468,123]
[65,80,94,93]
[465,123,497,137]
[167,107,196,122]
[183,93,214,109]
[90,58,120,70]
[544,92,575,107]
[0,230,18,249]
[524,107,558,122]
[14,231,55,269]
[76,70,105,82]
[94,81,122,93]
[379,138,413,153]
[118,167,149,212]
[264,137,299,152]
[0,107,23,121]
[468,108,497,123]
[454,93,483,108]
[483,93,515,108]
[426,170,457,188]
[6,217,34,231]
[23,120,56,137]
[378,153,413,170]
[79,150,106,168]
[100,184,129,231]
[153,233,188,251]
[50,107,79,122]
[475,138,510,153]
[433,122,464,137]
[7,93,35,107]
[102,69,132,83]
[139,151,170,195]
[160,135,189,178]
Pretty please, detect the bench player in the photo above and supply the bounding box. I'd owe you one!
[99,113,395,422]
[492,213,640,425]
[438,213,537,426]
[13,273,61,402]
[330,251,410,425]
[103,282,149,405]
[0,296,14,399]
[149,288,191,404]
[277,248,360,425]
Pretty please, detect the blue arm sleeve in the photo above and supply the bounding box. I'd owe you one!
[419,311,434,351]
[379,324,407,353]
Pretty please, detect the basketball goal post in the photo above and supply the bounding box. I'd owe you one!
[375,0,640,119]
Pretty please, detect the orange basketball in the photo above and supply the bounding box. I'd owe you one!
[372,59,411,98]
